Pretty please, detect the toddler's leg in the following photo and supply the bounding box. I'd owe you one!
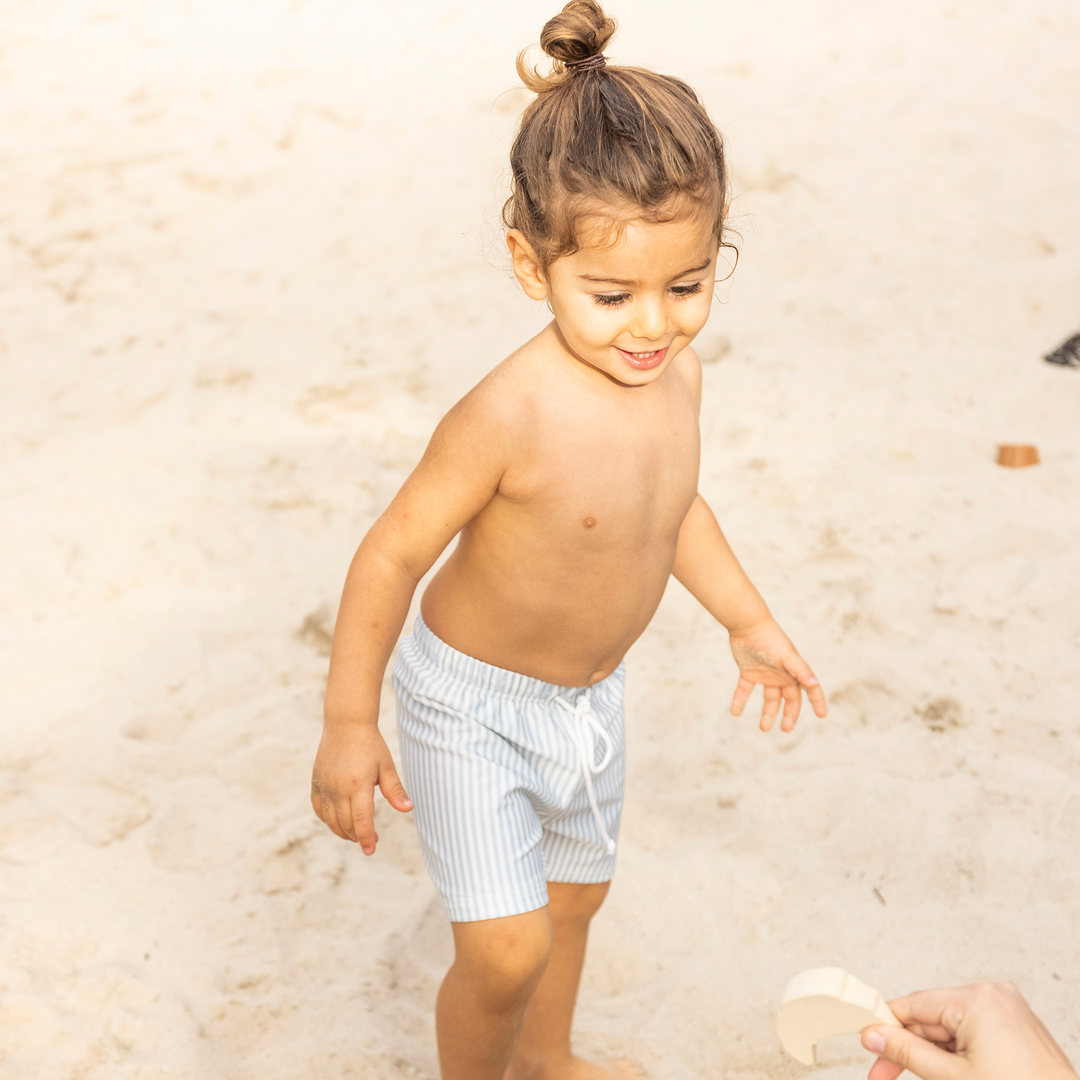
[506,882,639,1080]
[437,907,554,1080]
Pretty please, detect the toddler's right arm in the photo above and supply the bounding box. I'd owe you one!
[310,389,512,854]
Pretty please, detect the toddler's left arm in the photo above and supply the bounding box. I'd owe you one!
[672,494,827,732]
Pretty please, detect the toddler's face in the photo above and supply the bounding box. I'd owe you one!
[540,214,718,386]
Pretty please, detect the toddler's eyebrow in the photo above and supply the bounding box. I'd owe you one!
[577,259,712,287]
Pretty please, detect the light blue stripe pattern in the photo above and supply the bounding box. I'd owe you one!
[392,615,626,923]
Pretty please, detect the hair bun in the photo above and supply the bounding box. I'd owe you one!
[540,0,617,67]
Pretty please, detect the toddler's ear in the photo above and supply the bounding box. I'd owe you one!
[507,230,548,301]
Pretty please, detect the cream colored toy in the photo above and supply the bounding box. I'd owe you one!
[776,968,901,1066]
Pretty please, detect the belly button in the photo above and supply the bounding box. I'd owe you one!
[583,517,597,528]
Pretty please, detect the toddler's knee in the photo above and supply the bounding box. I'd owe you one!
[548,880,611,924]
[485,926,552,1005]
[454,914,552,1009]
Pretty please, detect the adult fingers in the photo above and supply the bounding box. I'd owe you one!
[862,1025,962,1080]
[730,675,754,716]
[779,682,802,732]
[904,1023,956,1046]
[378,761,414,814]
[867,1056,906,1080]
[886,989,964,1031]
[351,789,379,855]
[760,686,782,731]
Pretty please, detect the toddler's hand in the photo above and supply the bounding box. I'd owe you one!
[311,723,412,854]
[728,617,827,732]
[862,983,1078,1080]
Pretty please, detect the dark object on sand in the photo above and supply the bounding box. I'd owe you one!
[997,444,1040,468]
[1045,333,1080,368]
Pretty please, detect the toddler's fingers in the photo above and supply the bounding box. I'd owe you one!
[786,656,828,717]
[760,685,782,732]
[730,675,754,716]
[351,791,379,855]
[334,796,360,844]
[320,797,351,842]
[311,771,332,823]
[378,763,414,813]
[779,683,801,732]
[806,681,828,717]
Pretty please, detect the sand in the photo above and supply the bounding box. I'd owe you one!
[1,1,1078,1077]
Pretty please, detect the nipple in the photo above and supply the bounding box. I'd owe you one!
[582,517,597,529]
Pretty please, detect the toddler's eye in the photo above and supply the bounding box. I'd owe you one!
[593,292,630,308]
[670,282,704,298]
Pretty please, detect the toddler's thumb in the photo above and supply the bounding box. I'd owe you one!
[786,654,818,687]
[379,767,413,812]
[863,1025,961,1080]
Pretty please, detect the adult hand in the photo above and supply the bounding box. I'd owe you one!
[862,982,1077,1080]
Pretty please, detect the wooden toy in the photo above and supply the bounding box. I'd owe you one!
[996,444,1040,467]
[776,967,901,1066]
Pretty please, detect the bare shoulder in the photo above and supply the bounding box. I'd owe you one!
[671,344,703,410]
[425,347,538,463]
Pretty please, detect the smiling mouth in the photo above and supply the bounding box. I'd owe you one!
[616,345,669,369]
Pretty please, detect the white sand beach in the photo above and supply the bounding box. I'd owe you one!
[1,1,1079,1077]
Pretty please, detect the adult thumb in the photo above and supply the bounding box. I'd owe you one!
[863,1025,962,1080]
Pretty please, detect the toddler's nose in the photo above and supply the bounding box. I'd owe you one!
[629,296,667,341]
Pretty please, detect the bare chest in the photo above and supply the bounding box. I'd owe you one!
[495,391,701,545]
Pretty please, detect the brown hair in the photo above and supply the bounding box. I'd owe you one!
[504,0,732,268]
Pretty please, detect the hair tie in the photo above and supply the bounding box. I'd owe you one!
[565,53,606,71]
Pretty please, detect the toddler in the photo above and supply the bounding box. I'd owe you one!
[312,3,827,1077]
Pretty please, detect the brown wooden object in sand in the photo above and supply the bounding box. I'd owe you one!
[996,444,1040,468]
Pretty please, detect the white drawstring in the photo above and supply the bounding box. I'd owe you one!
[551,688,617,854]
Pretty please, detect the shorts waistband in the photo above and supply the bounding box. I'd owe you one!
[409,614,608,702]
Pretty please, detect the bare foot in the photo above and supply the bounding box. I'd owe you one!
[507,1055,643,1080]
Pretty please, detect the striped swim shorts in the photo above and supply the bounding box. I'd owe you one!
[392,615,626,922]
